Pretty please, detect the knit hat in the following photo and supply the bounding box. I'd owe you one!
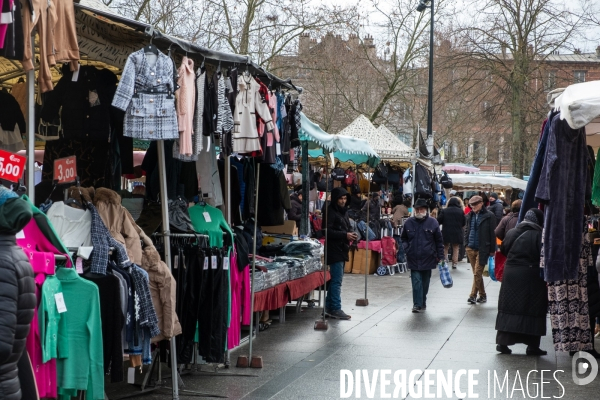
[490,192,499,200]
[0,185,18,207]
[524,208,544,227]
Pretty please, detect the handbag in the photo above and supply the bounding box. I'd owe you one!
[494,251,506,282]
[439,261,453,288]
[489,255,497,281]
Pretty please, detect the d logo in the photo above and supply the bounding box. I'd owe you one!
[572,351,599,386]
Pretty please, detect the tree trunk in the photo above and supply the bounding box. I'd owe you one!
[511,82,524,179]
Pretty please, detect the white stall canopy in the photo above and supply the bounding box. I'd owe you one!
[449,174,527,191]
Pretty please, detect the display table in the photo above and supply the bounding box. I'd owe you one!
[253,270,331,312]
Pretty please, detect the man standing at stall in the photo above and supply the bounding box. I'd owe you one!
[465,196,496,304]
[324,187,357,320]
[401,198,444,313]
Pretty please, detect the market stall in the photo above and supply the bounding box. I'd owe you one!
[0,0,313,398]
[448,174,527,191]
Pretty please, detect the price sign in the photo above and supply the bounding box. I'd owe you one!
[53,156,77,184]
[0,149,26,183]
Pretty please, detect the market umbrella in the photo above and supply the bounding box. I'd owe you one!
[298,113,380,328]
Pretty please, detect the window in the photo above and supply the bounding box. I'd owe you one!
[574,70,587,83]
[482,101,493,121]
[545,70,556,91]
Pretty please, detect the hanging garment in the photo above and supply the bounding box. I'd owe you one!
[46,201,93,248]
[112,264,134,350]
[188,203,234,248]
[226,68,238,115]
[547,236,593,352]
[88,203,130,274]
[193,68,206,153]
[20,0,54,92]
[535,115,590,282]
[256,167,289,226]
[0,90,25,133]
[54,267,104,400]
[228,247,251,350]
[93,188,143,265]
[129,264,161,338]
[140,233,181,342]
[143,140,182,201]
[42,138,112,188]
[195,135,223,207]
[232,73,274,155]
[41,65,118,141]
[112,49,179,140]
[217,158,242,226]
[48,0,79,67]
[0,125,24,152]
[111,269,128,351]
[9,81,26,118]
[519,116,552,222]
[592,148,600,207]
[176,56,195,157]
[216,73,234,136]
[0,0,24,60]
[81,272,124,383]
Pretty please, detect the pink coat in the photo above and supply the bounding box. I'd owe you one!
[17,219,66,398]
[176,57,195,156]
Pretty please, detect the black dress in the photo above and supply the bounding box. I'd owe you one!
[496,221,548,347]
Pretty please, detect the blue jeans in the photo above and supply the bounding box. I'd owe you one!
[326,261,344,311]
[410,269,432,308]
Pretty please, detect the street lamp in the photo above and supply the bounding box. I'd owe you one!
[417,0,434,140]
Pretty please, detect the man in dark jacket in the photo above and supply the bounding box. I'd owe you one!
[401,198,444,313]
[325,187,357,320]
[0,187,36,400]
[437,197,466,269]
[487,192,504,225]
[288,186,302,225]
[465,196,496,304]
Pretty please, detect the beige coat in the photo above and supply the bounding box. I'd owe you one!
[140,233,182,342]
[93,188,143,265]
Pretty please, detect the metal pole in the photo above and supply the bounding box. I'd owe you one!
[300,141,310,236]
[225,156,231,224]
[364,166,371,300]
[26,54,35,199]
[157,141,179,400]
[248,162,261,360]
[314,157,329,329]
[426,0,434,139]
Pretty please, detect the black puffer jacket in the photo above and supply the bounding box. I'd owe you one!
[288,193,302,223]
[0,197,35,400]
[437,198,465,244]
[496,221,547,336]
[325,187,352,265]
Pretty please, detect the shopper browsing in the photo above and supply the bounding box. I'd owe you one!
[324,187,357,320]
[465,196,496,304]
[437,197,466,269]
[401,198,444,313]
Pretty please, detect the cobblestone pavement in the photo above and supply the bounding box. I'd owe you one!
[106,261,600,399]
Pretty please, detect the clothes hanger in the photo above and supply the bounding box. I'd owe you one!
[197,189,206,206]
[143,31,159,55]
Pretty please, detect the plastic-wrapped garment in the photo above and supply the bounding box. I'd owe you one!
[281,240,322,258]
[554,80,600,130]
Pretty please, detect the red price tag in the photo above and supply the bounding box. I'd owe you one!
[53,156,77,184]
[0,149,26,183]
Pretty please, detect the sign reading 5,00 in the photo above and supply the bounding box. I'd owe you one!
[53,156,77,184]
[0,149,26,183]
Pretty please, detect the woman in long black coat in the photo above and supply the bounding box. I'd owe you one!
[495,208,548,356]
[437,197,466,269]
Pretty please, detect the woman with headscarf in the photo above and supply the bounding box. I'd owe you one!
[495,208,548,356]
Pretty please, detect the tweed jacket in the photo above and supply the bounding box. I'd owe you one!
[112,49,179,140]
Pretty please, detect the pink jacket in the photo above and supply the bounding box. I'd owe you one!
[177,57,195,156]
[17,219,65,398]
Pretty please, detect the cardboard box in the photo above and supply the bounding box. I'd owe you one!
[262,220,298,236]
[344,249,355,273]
[352,248,379,274]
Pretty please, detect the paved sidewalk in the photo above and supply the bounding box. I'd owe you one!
[108,261,600,399]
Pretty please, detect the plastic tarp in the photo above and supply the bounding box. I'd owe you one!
[299,113,380,168]
[448,174,527,191]
[442,163,480,173]
[553,80,600,147]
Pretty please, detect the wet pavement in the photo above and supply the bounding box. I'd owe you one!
[107,260,600,399]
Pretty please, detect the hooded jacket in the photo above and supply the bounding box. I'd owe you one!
[325,187,352,265]
[465,207,496,266]
[437,197,466,244]
[0,197,36,400]
[401,214,444,271]
[288,193,302,222]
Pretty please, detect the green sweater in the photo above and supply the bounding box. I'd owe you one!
[55,267,104,400]
[189,203,234,247]
[39,275,69,362]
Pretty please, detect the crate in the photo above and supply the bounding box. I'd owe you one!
[344,249,355,273]
[351,248,379,274]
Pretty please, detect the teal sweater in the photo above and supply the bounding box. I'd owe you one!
[55,268,104,400]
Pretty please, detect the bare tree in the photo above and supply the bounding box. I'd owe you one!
[445,0,590,177]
